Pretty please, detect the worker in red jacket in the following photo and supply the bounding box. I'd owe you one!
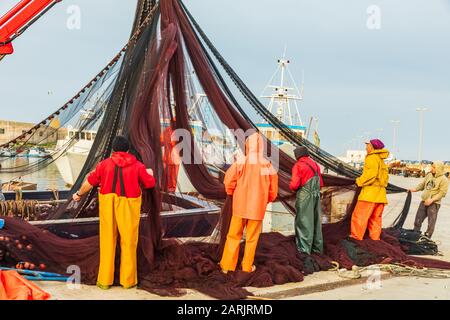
[290,146,324,255]
[72,136,155,290]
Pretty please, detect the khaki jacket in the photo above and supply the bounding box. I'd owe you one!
[416,161,449,205]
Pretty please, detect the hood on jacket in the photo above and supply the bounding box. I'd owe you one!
[245,132,264,154]
[369,148,390,160]
[111,151,137,167]
[433,161,445,177]
[237,132,271,167]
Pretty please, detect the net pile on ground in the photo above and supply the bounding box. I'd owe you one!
[1,0,450,300]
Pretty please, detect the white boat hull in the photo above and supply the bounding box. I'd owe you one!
[54,151,89,186]
[52,138,92,187]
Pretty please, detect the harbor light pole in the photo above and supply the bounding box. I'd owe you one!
[416,108,428,163]
[390,120,400,157]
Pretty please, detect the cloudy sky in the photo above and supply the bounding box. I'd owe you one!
[1,0,449,160]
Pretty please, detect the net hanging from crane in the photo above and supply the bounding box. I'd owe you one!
[1,0,450,300]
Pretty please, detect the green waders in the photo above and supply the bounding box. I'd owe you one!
[294,170,324,255]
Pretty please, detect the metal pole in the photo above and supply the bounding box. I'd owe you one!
[390,120,400,156]
[314,118,319,133]
[416,108,428,163]
[306,116,313,140]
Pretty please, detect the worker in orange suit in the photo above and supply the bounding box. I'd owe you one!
[220,132,278,273]
[73,136,155,289]
[160,123,180,192]
[350,139,390,241]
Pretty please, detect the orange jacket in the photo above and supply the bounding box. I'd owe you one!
[224,133,278,221]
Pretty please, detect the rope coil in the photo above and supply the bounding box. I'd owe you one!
[0,200,42,221]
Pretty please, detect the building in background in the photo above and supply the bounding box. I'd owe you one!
[0,119,66,146]
[338,150,367,169]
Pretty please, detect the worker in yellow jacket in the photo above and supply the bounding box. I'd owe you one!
[350,139,389,240]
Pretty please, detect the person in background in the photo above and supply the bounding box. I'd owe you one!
[409,161,449,238]
[73,136,155,289]
[160,124,179,193]
[289,146,324,255]
[350,139,389,241]
[220,132,278,273]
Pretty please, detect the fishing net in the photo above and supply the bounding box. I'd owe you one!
[0,38,123,179]
[1,0,450,300]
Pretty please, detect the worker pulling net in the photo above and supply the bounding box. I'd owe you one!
[1,0,450,300]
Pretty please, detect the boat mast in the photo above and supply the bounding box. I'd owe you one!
[260,52,303,127]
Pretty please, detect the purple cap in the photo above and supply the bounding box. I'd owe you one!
[366,139,385,150]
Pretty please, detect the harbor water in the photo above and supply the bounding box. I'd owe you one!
[0,157,68,191]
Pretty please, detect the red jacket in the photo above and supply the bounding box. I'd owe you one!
[88,152,155,198]
[289,156,324,191]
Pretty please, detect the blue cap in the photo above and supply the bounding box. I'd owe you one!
[0,219,4,229]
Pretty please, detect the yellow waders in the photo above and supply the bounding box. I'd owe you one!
[97,166,142,288]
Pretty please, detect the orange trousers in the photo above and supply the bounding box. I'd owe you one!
[165,164,179,192]
[220,215,262,272]
[350,201,385,240]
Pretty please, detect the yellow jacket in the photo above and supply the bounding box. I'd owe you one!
[356,149,390,204]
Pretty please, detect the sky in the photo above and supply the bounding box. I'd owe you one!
[1,0,449,160]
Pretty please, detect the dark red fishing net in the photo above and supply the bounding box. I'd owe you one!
[1,0,450,300]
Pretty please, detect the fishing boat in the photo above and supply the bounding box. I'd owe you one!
[52,125,95,186]
[0,148,16,158]
[27,147,51,158]
[14,147,52,158]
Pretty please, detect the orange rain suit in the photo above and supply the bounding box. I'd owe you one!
[220,133,278,272]
[161,125,180,192]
